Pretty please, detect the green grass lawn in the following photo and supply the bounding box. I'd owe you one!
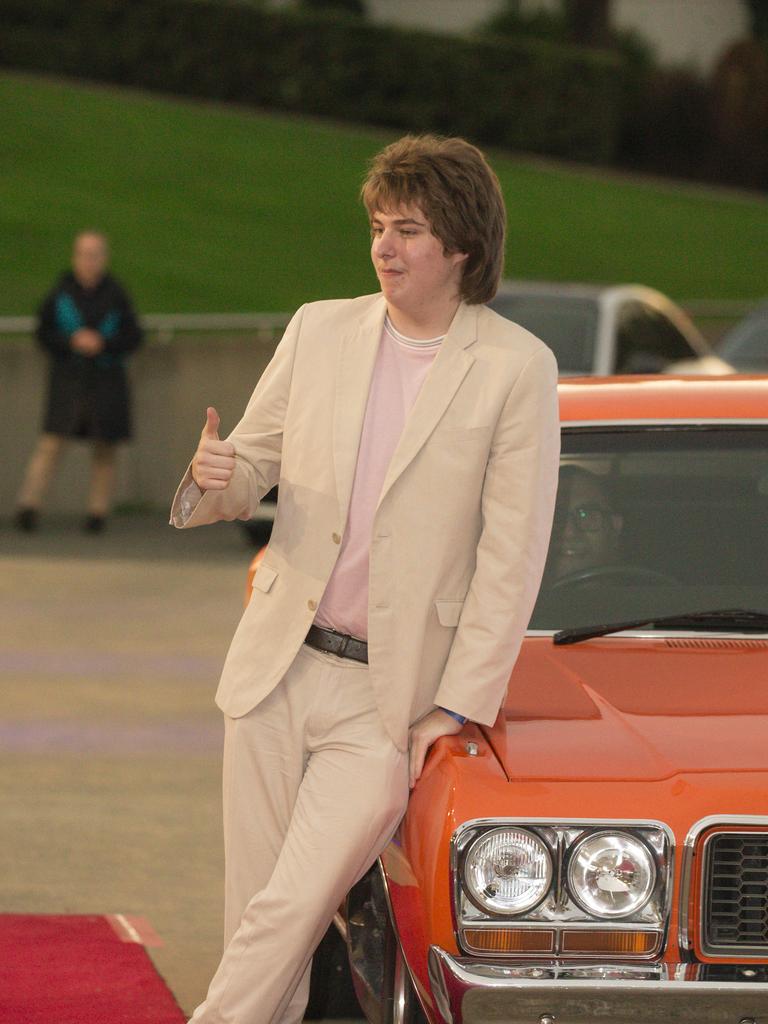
[1,69,766,315]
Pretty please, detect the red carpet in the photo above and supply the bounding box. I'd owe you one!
[0,914,187,1023]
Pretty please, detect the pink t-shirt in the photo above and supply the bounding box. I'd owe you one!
[314,315,443,639]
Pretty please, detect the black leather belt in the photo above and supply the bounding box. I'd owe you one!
[305,624,368,664]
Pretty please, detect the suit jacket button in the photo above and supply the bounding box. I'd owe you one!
[332,532,341,544]
[308,599,317,611]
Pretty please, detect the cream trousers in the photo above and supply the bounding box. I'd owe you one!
[17,433,117,516]
[189,642,409,1024]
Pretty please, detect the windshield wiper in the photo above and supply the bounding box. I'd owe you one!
[553,609,768,646]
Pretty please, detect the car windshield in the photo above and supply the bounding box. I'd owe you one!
[530,427,768,632]
[719,316,768,371]
[489,294,598,374]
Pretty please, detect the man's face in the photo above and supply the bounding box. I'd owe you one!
[369,205,467,318]
[72,234,109,288]
[549,472,623,580]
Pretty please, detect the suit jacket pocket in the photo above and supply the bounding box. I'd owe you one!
[251,563,278,593]
[435,599,464,627]
[434,424,493,443]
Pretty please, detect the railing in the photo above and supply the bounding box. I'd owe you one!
[0,301,760,343]
[0,312,292,342]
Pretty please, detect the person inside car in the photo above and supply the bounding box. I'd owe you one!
[544,465,624,584]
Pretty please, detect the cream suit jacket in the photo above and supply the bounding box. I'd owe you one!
[170,292,560,751]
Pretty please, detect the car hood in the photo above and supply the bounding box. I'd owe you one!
[485,636,768,782]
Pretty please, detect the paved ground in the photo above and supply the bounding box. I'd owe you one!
[0,511,283,1017]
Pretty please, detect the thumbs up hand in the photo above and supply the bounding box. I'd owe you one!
[191,406,236,490]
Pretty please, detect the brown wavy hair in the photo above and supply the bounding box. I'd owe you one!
[361,134,506,305]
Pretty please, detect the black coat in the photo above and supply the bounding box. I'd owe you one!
[36,271,144,442]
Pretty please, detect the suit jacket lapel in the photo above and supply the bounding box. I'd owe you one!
[333,295,388,522]
[376,301,477,512]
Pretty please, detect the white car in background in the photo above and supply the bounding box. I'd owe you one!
[489,280,733,376]
[241,281,732,546]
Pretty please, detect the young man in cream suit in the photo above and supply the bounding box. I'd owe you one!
[170,134,560,1024]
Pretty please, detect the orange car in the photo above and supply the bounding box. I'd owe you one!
[249,376,768,1023]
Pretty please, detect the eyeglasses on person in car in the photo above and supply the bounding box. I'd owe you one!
[553,504,612,533]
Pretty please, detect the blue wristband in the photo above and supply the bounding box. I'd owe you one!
[439,706,467,725]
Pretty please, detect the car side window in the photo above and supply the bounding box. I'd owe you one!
[615,302,695,373]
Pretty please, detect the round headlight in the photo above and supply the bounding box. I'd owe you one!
[463,828,552,915]
[567,831,656,919]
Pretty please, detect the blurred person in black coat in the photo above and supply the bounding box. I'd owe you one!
[14,230,144,533]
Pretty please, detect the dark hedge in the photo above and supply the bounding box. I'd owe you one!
[0,0,625,163]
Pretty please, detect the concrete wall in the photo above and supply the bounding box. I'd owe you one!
[4,334,279,515]
[320,0,751,73]
[611,0,748,72]
[514,0,749,72]
[267,0,501,34]
[365,0,501,34]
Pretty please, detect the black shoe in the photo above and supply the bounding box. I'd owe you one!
[14,508,38,532]
[83,515,106,534]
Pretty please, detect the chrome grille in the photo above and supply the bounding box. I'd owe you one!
[703,831,768,955]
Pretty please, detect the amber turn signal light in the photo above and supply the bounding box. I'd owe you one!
[560,930,659,955]
[463,928,555,953]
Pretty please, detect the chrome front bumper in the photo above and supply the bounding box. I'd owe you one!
[428,946,768,1024]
